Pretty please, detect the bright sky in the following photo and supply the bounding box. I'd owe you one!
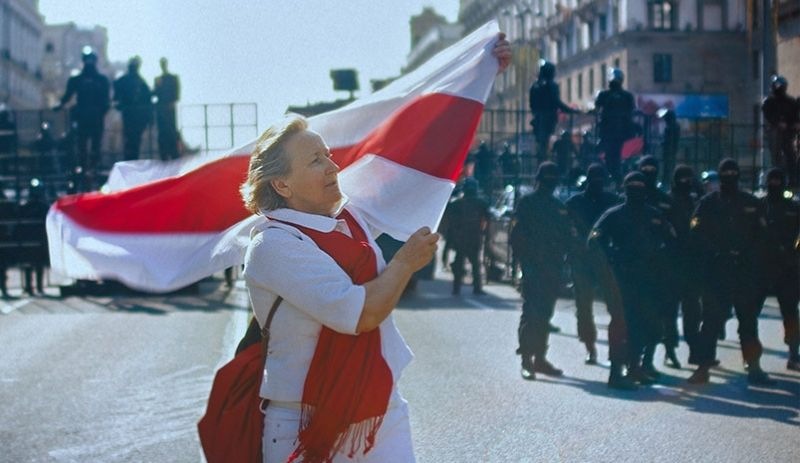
[39,0,460,140]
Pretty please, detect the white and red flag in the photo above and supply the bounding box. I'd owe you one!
[47,21,502,292]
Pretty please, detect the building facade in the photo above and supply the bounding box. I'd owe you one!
[776,0,800,89]
[0,0,44,109]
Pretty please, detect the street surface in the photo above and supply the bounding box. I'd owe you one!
[0,267,798,463]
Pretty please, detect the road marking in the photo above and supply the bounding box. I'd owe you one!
[0,298,30,315]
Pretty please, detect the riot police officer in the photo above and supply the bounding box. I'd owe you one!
[153,57,181,160]
[512,162,577,379]
[529,61,580,162]
[594,68,635,186]
[762,76,800,188]
[472,141,496,195]
[638,155,680,372]
[444,178,490,296]
[759,168,800,371]
[55,48,110,187]
[566,163,621,364]
[668,165,703,367]
[688,159,773,385]
[590,172,676,388]
[114,56,152,161]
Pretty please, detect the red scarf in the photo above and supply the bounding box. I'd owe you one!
[279,209,393,463]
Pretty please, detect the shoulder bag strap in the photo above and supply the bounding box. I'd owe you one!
[261,296,283,357]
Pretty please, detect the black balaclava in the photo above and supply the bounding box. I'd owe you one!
[536,161,560,194]
[766,168,786,201]
[672,164,695,196]
[463,177,479,198]
[718,158,740,196]
[623,172,647,207]
[637,155,659,189]
[585,163,607,196]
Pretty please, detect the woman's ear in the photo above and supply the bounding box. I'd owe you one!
[270,178,292,199]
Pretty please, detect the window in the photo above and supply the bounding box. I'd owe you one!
[599,14,608,39]
[653,54,672,83]
[613,57,620,69]
[601,63,607,88]
[649,1,676,30]
[701,0,724,31]
[578,73,583,99]
[589,68,595,95]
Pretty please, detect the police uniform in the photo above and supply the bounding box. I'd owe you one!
[668,183,703,361]
[529,62,579,161]
[444,183,490,295]
[594,84,635,185]
[566,177,621,362]
[590,189,675,384]
[762,79,800,187]
[154,67,181,160]
[690,191,769,373]
[759,179,800,370]
[513,163,577,377]
[114,61,152,161]
[58,63,110,180]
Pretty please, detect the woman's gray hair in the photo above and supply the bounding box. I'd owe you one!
[240,115,308,214]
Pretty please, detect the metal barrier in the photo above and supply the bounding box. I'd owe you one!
[0,103,258,203]
[473,108,774,191]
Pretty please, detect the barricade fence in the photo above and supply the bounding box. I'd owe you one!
[474,108,772,192]
[0,103,257,291]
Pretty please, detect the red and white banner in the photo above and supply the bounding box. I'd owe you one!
[47,21,501,292]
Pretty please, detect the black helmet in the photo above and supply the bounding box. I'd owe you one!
[536,161,559,180]
[128,56,142,72]
[586,163,607,181]
[771,75,788,92]
[608,68,624,85]
[538,60,556,81]
[81,46,97,65]
[718,158,739,174]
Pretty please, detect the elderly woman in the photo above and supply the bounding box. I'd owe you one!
[241,36,510,463]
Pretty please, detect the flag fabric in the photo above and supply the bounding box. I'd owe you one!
[47,21,502,292]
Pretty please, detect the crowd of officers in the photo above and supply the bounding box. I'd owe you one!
[0,182,49,298]
[53,48,181,188]
[443,156,799,390]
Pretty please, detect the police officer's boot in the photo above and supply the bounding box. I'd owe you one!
[584,342,598,365]
[641,344,660,380]
[746,360,776,386]
[788,343,800,371]
[35,269,44,295]
[532,349,564,377]
[664,346,682,369]
[607,363,637,390]
[520,352,536,381]
[687,366,710,385]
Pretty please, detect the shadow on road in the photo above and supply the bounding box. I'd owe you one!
[536,366,800,427]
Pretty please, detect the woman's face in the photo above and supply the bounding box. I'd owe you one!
[277,129,343,216]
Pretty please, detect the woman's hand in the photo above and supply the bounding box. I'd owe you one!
[392,227,439,273]
[493,32,512,74]
[358,227,439,332]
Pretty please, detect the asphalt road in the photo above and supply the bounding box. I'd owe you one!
[0,270,798,462]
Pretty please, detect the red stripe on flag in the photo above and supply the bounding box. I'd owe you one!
[331,93,483,181]
[54,156,252,233]
[54,93,483,233]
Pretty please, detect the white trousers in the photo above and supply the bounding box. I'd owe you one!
[262,398,415,463]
